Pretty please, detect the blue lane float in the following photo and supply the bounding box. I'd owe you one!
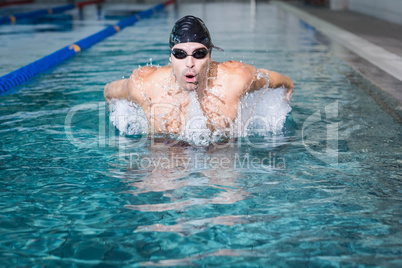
[0,4,75,25]
[0,0,176,93]
[0,0,105,25]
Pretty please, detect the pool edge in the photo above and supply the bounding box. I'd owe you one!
[273,1,402,113]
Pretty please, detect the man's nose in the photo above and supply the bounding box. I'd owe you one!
[185,56,195,68]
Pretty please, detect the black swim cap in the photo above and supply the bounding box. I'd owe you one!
[169,15,223,51]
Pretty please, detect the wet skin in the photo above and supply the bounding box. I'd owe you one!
[104,43,294,134]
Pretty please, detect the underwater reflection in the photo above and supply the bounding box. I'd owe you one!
[136,214,278,237]
[123,140,252,212]
[139,248,270,267]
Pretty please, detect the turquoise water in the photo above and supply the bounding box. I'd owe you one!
[1,2,401,267]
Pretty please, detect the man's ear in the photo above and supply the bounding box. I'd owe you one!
[169,56,172,62]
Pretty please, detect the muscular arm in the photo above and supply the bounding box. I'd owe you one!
[104,66,159,105]
[104,79,130,103]
[250,68,294,100]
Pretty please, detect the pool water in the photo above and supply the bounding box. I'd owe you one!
[1,2,401,267]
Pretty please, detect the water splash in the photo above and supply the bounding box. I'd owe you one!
[180,91,212,146]
[108,87,291,142]
[108,99,148,135]
[236,86,291,136]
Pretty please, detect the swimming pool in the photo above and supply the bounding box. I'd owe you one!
[1,2,401,267]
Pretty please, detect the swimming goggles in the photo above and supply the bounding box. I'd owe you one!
[171,48,210,59]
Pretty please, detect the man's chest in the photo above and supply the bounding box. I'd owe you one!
[145,87,239,132]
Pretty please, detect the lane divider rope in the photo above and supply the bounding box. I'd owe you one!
[69,44,81,53]
[0,0,176,93]
[0,0,104,25]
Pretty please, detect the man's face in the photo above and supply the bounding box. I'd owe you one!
[170,42,211,92]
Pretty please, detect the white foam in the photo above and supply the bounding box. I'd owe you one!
[235,87,292,136]
[180,91,212,146]
[108,99,148,135]
[108,87,291,142]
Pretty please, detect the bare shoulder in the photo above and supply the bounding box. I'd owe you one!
[128,65,171,102]
[213,61,256,96]
[216,61,255,81]
[131,65,170,82]
[219,60,247,68]
[131,66,158,80]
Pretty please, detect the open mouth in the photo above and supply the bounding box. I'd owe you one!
[185,74,196,82]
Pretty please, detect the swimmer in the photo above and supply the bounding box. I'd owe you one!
[104,15,294,135]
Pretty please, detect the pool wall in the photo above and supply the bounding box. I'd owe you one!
[273,1,402,123]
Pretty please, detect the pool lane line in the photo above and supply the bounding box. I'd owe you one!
[0,0,104,25]
[273,1,402,100]
[0,0,176,94]
[0,0,34,9]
